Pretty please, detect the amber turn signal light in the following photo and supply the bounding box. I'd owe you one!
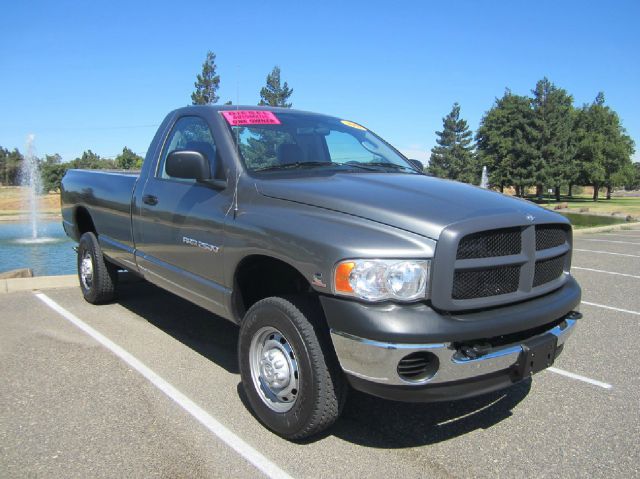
[334,261,355,293]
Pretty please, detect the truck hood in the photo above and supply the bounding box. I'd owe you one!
[257,174,561,239]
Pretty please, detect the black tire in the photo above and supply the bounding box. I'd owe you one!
[238,296,347,440]
[77,232,118,304]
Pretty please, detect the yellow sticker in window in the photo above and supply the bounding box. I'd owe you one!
[340,120,367,131]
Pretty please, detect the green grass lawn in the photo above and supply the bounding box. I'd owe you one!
[535,195,640,218]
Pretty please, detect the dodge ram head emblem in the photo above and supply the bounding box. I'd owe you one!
[526,214,535,222]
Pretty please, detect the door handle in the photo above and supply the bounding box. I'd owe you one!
[142,194,158,206]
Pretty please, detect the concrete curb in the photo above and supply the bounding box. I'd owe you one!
[0,274,78,294]
[573,222,640,236]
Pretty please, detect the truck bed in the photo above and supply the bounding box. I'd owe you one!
[61,169,140,270]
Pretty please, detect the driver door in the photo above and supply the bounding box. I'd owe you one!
[134,115,231,315]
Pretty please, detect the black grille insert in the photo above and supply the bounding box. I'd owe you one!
[536,225,567,251]
[457,227,521,259]
[453,265,520,299]
[533,254,566,287]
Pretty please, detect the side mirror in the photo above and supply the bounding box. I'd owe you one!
[166,150,211,181]
[408,159,424,172]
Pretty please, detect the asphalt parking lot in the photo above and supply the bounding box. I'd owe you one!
[1,228,639,478]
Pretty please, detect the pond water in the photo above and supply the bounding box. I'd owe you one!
[0,221,76,276]
[559,212,628,228]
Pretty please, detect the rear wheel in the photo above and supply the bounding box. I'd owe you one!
[238,296,346,440]
[77,232,118,304]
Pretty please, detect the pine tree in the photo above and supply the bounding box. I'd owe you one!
[574,92,635,200]
[530,78,575,199]
[476,90,536,194]
[428,103,477,183]
[259,66,293,107]
[191,51,220,105]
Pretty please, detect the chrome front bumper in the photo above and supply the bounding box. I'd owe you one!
[330,316,578,386]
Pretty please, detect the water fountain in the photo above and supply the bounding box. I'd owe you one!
[480,165,489,189]
[13,134,56,245]
[22,134,41,239]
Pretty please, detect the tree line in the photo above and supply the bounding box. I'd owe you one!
[0,147,144,193]
[429,78,638,200]
[0,50,293,194]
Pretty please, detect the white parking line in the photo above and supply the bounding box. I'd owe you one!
[581,300,640,316]
[574,248,640,258]
[547,367,613,389]
[597,233,640,239]
[580,239,640,246]
[34,292,293,479]
[573,266,640,279]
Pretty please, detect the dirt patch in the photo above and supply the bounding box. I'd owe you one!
[0,187,60,215]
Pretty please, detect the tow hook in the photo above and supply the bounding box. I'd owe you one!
[459,342,492,360]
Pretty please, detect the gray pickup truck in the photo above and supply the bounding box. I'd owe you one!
[61,105,581,439]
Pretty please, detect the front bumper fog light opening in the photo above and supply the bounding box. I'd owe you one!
[397,352,439,383]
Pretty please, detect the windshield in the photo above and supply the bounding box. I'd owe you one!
[222,110,420,174]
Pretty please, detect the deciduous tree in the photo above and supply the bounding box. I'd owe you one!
[70,150,115,170]
[40,154,68,192]
[0,147,23,186]
[115,147,143,170]
[626,162,640,190]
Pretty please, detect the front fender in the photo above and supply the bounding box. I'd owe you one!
[222,195,436,298]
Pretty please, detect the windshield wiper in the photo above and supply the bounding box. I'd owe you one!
[253,161,341,172]
[344,161,419,173]
[364,162,419,172]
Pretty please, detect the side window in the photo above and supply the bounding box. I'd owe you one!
[158,116,217,181]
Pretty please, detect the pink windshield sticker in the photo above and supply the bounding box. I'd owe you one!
[221,110,281,126]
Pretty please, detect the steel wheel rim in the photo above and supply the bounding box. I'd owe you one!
[80,250,93,290]
[249,326,299,412]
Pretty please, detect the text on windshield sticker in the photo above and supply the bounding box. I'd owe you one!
[222,110,281,126]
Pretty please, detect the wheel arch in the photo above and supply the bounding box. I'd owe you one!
[73,206,97,240]
[232,254,315,322]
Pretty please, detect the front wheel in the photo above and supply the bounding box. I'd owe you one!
[238,296,346,440]
[77,232,118,304]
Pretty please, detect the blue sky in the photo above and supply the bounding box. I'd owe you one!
[1,0,638,164]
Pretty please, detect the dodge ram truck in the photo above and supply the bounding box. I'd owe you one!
[61,105,582,439]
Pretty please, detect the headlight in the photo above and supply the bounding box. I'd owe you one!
[334,259,430,302]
